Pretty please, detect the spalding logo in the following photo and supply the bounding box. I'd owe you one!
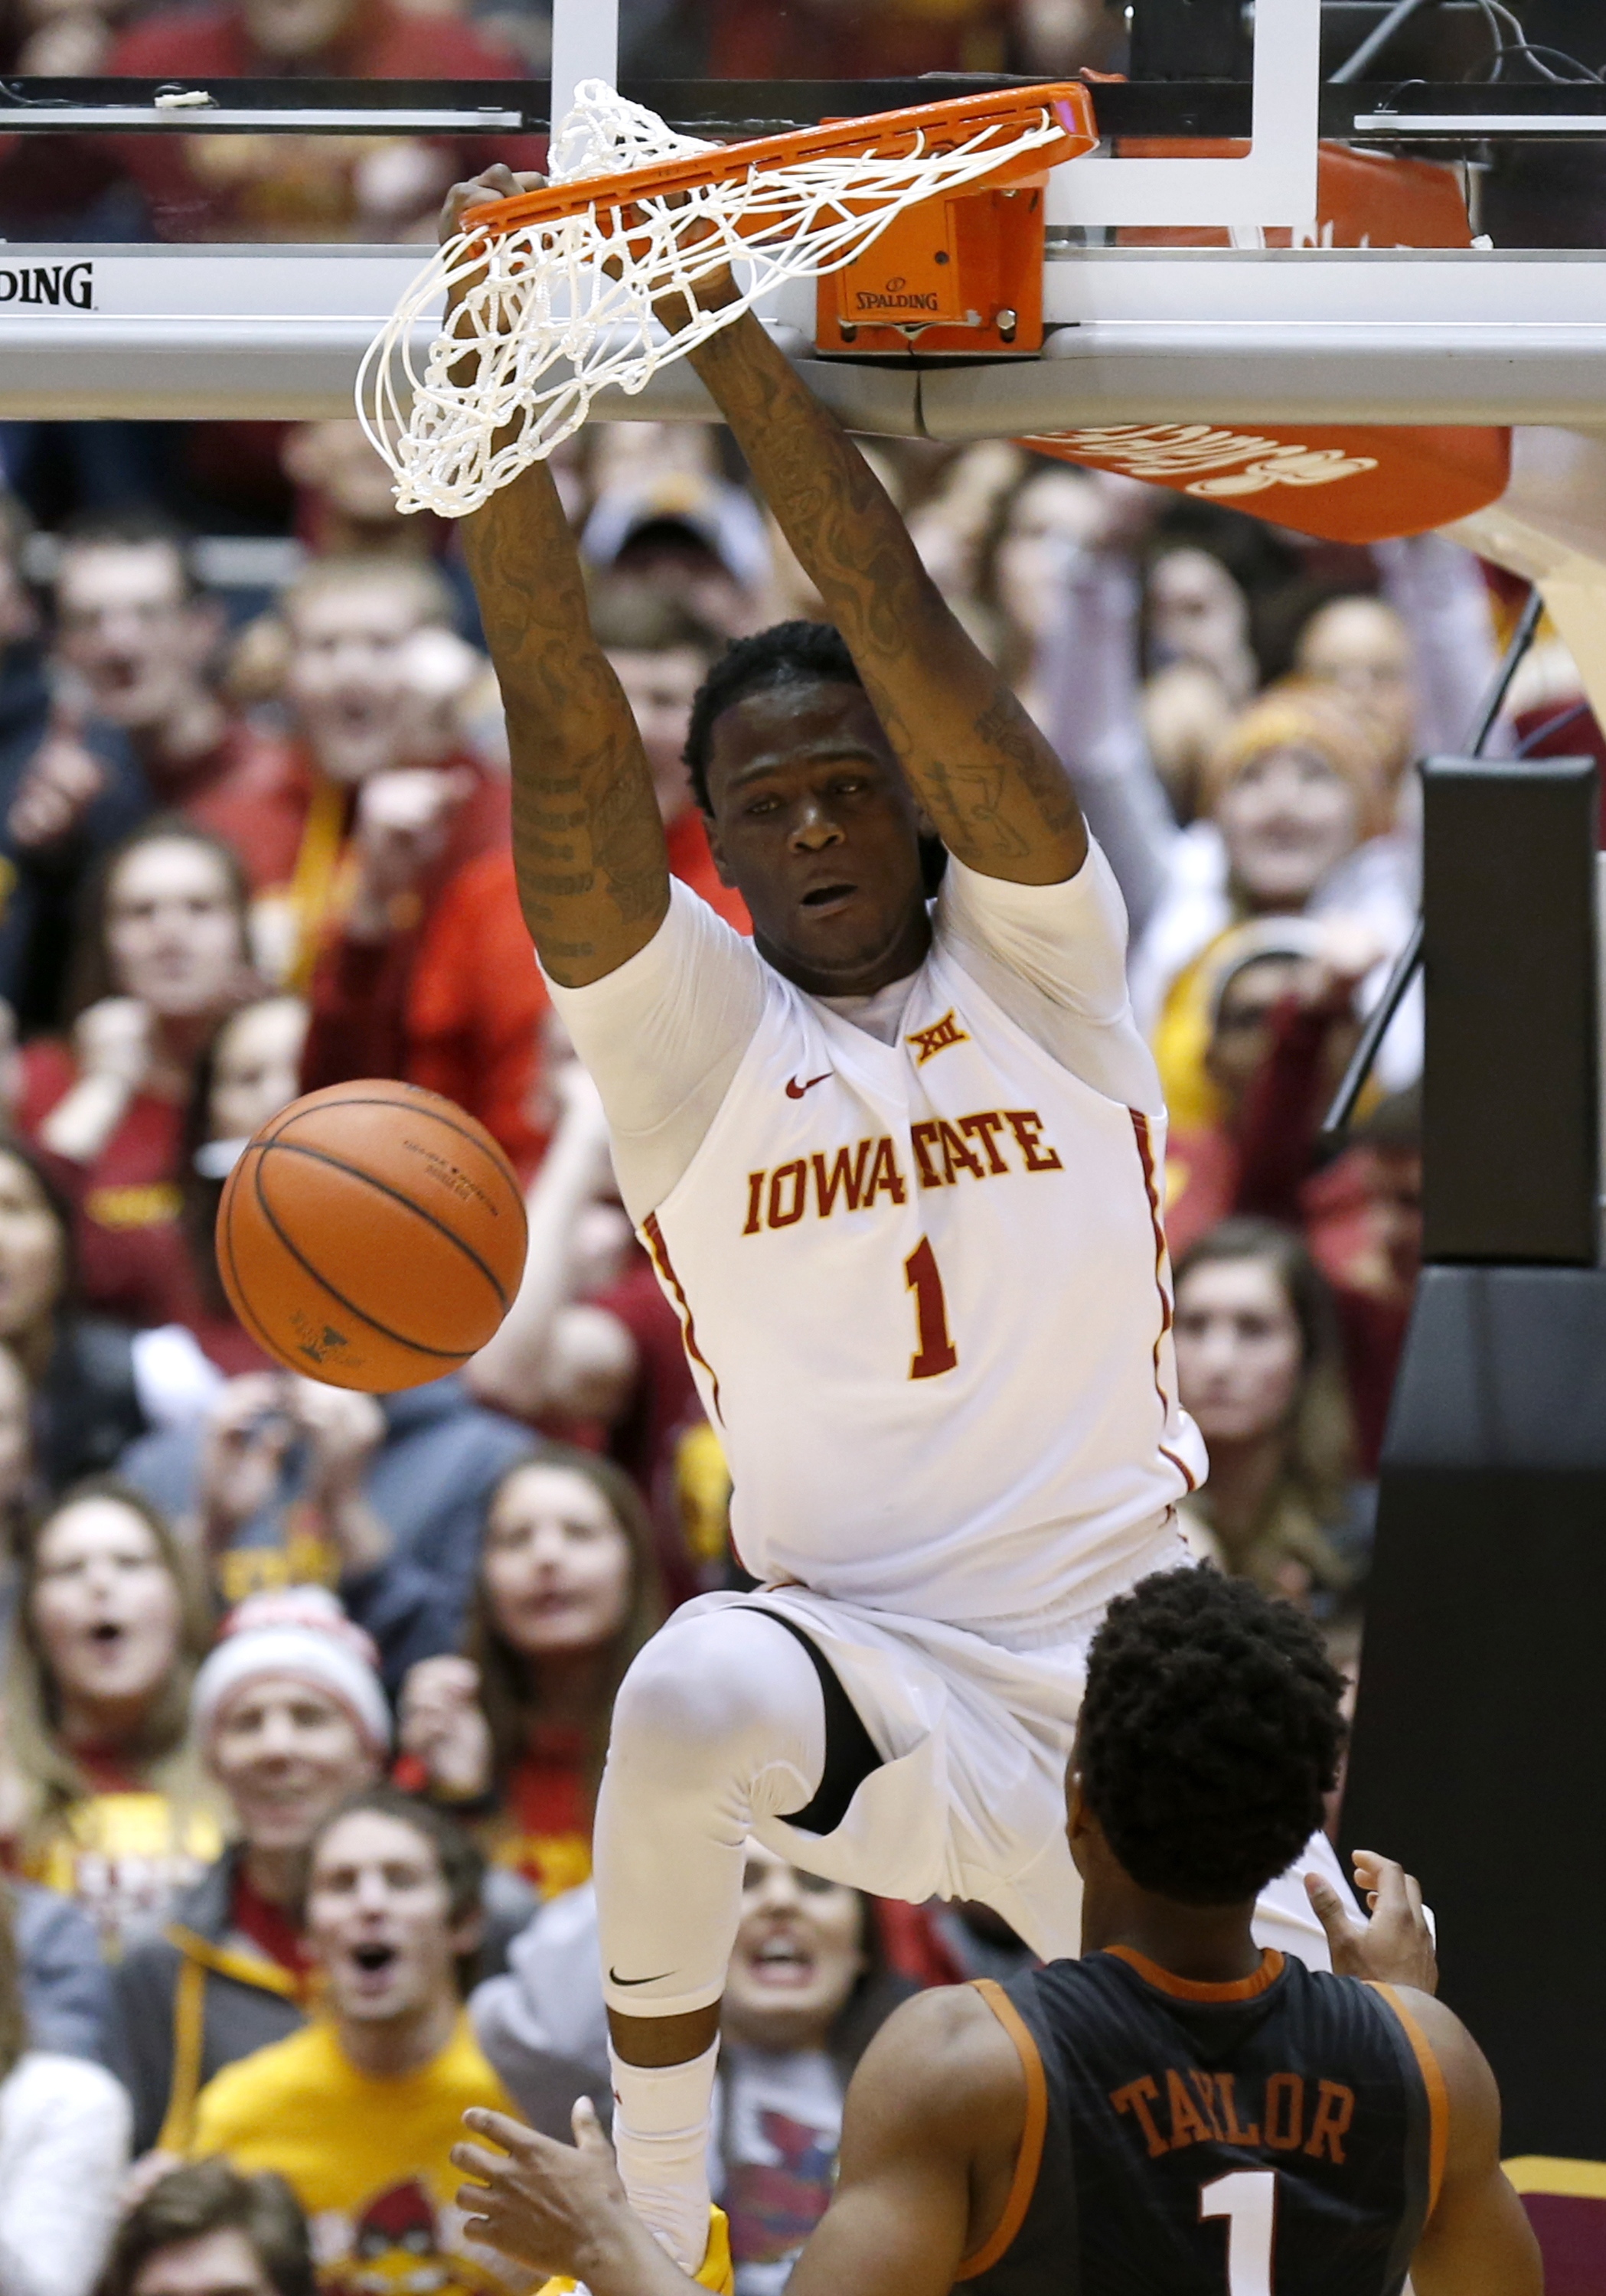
[0,262,93,311]
[854,275,941,314]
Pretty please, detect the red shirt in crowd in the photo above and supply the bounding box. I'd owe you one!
[299,765,547,1171]
[158,722,315,895]
[1232,996,1419,1476]
[20,1041,189,1325]
[20,1041,271,1371]
[230,1867,312,1978]
[496,1726,592,1900]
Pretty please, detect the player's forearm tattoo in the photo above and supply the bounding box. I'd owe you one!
[691,318,1085,879]
[462,465,668,980]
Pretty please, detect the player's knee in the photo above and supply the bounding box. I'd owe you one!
[610,1611,818,1778]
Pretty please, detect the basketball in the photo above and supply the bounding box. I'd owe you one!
[216,1080,528,1393]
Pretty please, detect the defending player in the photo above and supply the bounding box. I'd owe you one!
[453,1571,1541,2296]
[446,164,1356,2277]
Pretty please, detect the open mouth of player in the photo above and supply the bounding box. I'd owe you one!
[349,1942,398,1982]
[800,882,856,916]
[87,1619,124,1647]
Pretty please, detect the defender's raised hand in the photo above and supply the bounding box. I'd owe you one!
[1307,1851,1438,1992]
[453,2100,694,2296]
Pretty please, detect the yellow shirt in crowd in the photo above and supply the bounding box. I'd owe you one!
[191,2011,523,2294]
[27,1791,222,1955]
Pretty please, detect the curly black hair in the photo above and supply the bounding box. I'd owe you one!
[683,619,862,810]
[1078,1567,1347,1907]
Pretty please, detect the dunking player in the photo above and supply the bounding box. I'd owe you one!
[446,165,1356,2278]
[452,1570,1541,2296]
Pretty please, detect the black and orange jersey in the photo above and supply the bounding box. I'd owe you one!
[958,1947,1443,2296]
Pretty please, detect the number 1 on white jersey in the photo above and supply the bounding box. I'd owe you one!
[903,1238,958,1379]
[1201,2170,1278,2296]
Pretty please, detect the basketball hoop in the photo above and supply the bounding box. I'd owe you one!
[358,78,1097,519]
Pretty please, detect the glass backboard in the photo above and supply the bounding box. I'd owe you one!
[0,0,1598,452]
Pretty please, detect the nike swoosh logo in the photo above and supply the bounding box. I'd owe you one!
[785,1072,832,1099]
[609,1966,677,1988]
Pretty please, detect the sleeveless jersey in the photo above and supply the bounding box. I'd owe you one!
[961,1949,1441,2296]
[642,934,1206,1629]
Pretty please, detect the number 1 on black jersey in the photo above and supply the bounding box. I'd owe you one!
[1202,2170,1278,2296]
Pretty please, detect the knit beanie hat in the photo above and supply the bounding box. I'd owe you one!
[1200,678,1393,840]
[192,1586,392,1756]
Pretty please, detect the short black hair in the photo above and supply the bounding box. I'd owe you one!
[684,619,863,811]
[99,2160,315,2296]
[1078,1567,1347,1906]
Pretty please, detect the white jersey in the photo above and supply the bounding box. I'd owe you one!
[634,913,1205,1631]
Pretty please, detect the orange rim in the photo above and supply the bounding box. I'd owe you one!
[461,82,1098,238]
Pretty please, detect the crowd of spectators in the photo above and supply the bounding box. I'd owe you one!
[0,140,1582,2279]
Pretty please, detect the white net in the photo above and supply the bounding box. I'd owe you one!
[357,78,1072,519]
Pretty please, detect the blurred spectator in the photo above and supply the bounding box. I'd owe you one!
[908,440,1021,600]
[0,1335,35,1610]
[50,518,305,897]
[582,454,772,641]
[279,561,543,1172]
[0,507,151,1037]
[589,582,750,931]
[264,556,494,982]
[188,1788,523,2294]
[106,1587,387,2158]
[176,993,308,1373]
[1140,540,1259,823]
[110,1589,537,2161]
[1181,934,1422,1476]
[0,1139,213,1493]
[466,1052,711,1604]
[1130,682,1402,1134]
[0,1880,129,2296]
[0,1478,221,1948]
[1172,1217,1372,1614]
[20,818,258,1329]
[280,422,439,564]
[1163,918,1374,1263]
[875,1894,1035,1991]
[397,1445,663,1900]
[12,1877,112,2059]
[976,461,1131,729]
[298,793,546,1179]
[1296,534,1505,787]
[120,1366,534,1691]
[468,1874,609,2136]
[716,1845,912,2296]
[2,0,540,247]
[1292,594,1418,797]
[1283,1087,1423,1479]
[96,2158,315,2296]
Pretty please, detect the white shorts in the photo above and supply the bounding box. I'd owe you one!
[681,1523,1355,1968]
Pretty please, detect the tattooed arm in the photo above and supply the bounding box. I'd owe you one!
[687,309,1088,885]
[446,168,669,987]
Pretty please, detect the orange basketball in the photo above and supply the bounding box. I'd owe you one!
[217,1081,528,1393]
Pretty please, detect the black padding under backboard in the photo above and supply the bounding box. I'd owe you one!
[1343,1264,1606,2157]
[1422,755,1599,1267]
